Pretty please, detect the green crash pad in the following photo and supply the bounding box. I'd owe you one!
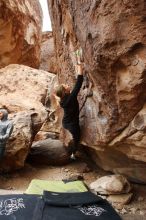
[25,179,88,195]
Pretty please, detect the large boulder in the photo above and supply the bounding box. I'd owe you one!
[0,112,32,172]
[27,138,70,165]
[40,31,57,73]
[0,0,42,68]
[0,64,54,117]
[48,0,146,182]
[0,64,55,171]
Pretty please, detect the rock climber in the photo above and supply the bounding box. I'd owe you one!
[55,56,84,160]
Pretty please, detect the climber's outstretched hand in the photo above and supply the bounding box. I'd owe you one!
[74,49,84,75]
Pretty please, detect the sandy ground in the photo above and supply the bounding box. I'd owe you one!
[0,156,146,220]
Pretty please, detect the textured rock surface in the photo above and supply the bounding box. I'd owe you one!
[40,31,57,73]
[34,131,59,142]
[27,138,70,165]
[0,112,32,172]
[40,76,63,135]
[48,0,146,182]
[90,175,131,195]
[0,64,55,171]
[0,64,54,117]
[107,193,133,206]
[0,0,42,68]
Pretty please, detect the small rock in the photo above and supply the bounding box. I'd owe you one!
[69,173,84,180]
[137,196,144,202]
[107,193,133,205]
[130,207,137,215]
[121,208,127,215]
[139,211,145,216]
[114,204,124,210]
[89,175,131,195]
[64,169,69,172]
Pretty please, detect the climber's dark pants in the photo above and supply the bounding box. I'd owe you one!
[63,123,80,154]
[0,144,5,160]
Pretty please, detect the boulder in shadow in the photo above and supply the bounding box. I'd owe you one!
[28,138,70,166]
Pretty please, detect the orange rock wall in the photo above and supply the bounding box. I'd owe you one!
[40,31,57,73]
[0,0,42,68]
[48,0,146,182]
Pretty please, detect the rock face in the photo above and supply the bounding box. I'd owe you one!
[0,112,33,172]
[90,175,131,195]
[0,64,55,171]
[40,31,57,73]
[0,64,54,117]
[40,76,63,135]
[48,0,146,182]
[0,0,42,68]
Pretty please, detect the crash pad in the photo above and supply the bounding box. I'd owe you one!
[34,191,122,220]
[25,179,88,195]
[0,194,41,220]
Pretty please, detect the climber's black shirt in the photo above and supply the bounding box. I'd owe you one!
[60,75,83,125]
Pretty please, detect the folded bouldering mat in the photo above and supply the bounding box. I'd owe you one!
[25,179,88,195]
[0,194,41,220]
[34,191,122,220]
[0,191,122,220]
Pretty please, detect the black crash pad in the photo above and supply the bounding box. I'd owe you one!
[34,191,122,220]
